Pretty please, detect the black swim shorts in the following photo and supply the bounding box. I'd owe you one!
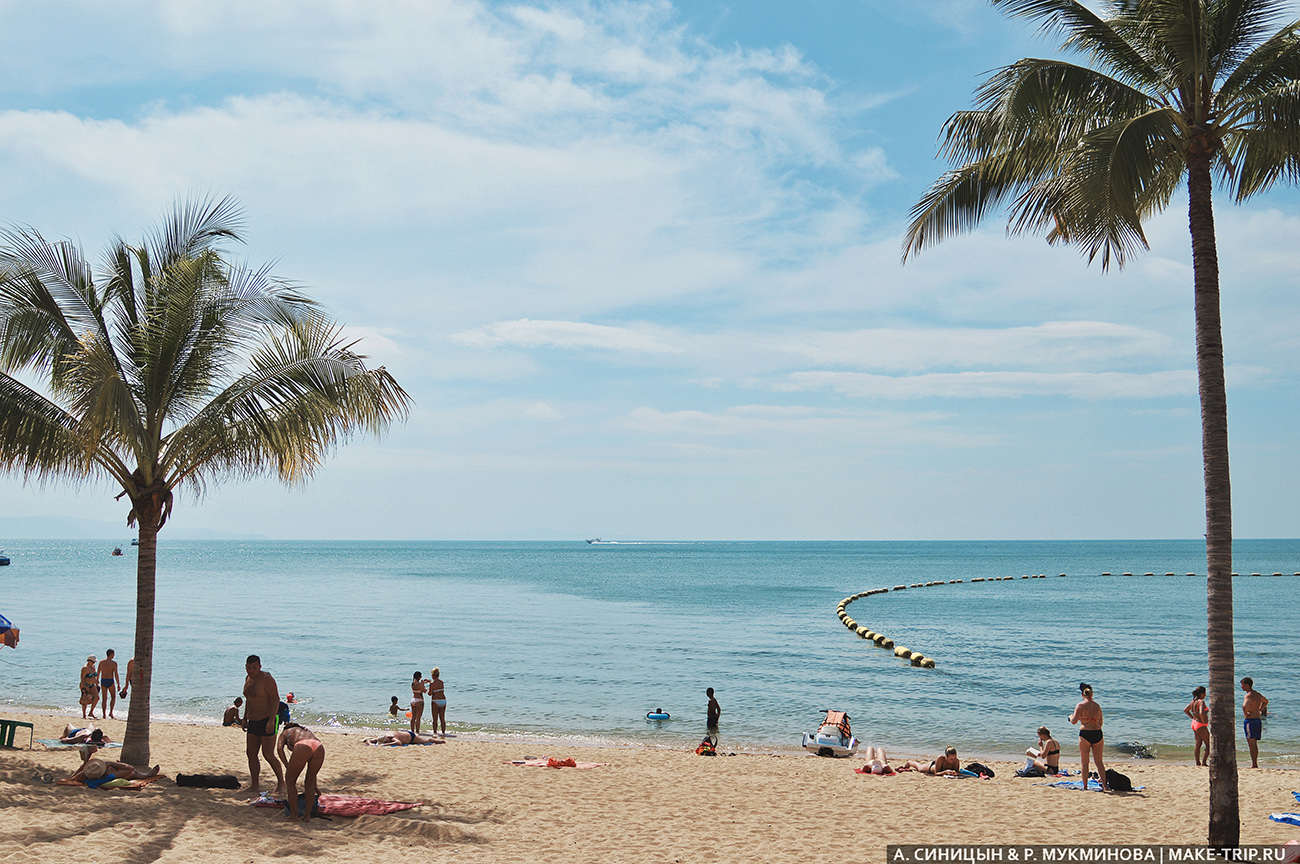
[246,716,275,738]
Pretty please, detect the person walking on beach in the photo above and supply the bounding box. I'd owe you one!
[243,655,285,797]
[1069,683,1108,791]
[97,650,121,719]
[1241,677,1269,768]
[79,656,99,719]
[119,656,137,700]
[409,671,426,735]
[706,687,721,736]
[428,667,447,737]
[276,723,325,823]
[1183,686,1210,766]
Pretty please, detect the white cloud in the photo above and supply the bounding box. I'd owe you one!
[451,319,685,354]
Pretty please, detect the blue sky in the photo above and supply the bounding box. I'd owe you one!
[0,0,1297,540]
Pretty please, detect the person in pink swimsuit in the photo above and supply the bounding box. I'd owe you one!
[1183,685,1210,766]
[276,723,325,823]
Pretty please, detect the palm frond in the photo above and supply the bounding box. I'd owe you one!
[991,0,1167,88]
[0,372,117,484]
[1221,80,1300,198]
[1209,0,1292,77]
[1216,15,1300,104]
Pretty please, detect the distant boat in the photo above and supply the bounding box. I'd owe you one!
[0,550,8,566]
[130,539,139,546]
[111,547,123,557]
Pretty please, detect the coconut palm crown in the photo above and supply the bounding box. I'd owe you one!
[0,198,411,765]
[902,0,1300,847]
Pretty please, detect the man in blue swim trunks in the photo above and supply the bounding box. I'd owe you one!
[97,650,122,720]
[1241,677,1269,768]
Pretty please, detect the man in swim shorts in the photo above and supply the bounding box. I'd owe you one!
[120,656,138,700]
[98,650,121,719]
[242,655,285,796]
[706,687,721,736]
[1241,677,1269,768]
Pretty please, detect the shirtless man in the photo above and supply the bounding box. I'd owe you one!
[223,697,245,727]
[276,723,325,823]
[243,655,285,796]
[1241,677,1269,768]
[98,650,122,719]
[119,657,138,700]
[70,757,159,784]
[904,746,961,775]
[706,687,721,735]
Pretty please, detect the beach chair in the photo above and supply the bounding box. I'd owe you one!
[0,718,34,749]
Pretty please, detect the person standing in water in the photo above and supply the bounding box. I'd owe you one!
[409,671,425,735]
[1183,685,1210,766]
[1069,683,1108,792]
[428,667,447,737]
[98,650,121,719]
[79,656,99,719]
[706,687,721,737]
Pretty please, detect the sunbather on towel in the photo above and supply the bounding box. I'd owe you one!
[70,758,159,784]
[60,726,111,746]
[363,730,440,746]
[904,746,961,776]
[862,745,894,775]
[276,723,324,823]
[1020,726,1061,776]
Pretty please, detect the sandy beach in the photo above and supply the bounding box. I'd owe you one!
[1,714,1296,863]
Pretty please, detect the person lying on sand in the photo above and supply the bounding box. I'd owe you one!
[363,730,441,746]
[69,758,159,784]
[276,723,324,823]
[861,745,893,775]
[903,746,961,776]
[59,725,111,745]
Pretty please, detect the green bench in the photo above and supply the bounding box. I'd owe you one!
[0,719,34,749]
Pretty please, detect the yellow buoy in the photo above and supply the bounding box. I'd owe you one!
[893,585,906,591]
[894,646,912,659]
[881,638,894,648]
[920,658,936,668]
[911,654,925,666]
[873,634,887,645]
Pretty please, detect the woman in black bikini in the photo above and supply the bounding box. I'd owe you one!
[1069,683,1108,791]
[1024,725,1060,775]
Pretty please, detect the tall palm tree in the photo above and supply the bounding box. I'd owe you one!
[0,198,410,766]
[902,0,1300,846]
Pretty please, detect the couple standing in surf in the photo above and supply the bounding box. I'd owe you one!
[409,667,448,737]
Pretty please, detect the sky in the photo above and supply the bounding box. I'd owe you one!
[0,0,1297,540]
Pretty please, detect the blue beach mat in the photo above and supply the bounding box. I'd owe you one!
[1270,813,1300,827]
[1292,791,1299,803]
[1040,778,1145,792]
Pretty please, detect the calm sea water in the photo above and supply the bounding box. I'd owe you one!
[1,539,1296,762]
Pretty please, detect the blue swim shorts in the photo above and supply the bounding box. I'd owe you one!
[1244,717,1262,740]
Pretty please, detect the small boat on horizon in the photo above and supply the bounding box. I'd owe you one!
[0,550,8,566]
[111,547,123,557]
[130,538,139,546]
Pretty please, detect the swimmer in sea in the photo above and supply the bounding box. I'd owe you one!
[388,696,400,718]
[1069,683,1107,791]
[1183,686,1209,766]
[276,723,325,823]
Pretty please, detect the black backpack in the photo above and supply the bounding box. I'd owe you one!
[964,761,995,778]
[1105,768,1133,792]
[176,773,240,789]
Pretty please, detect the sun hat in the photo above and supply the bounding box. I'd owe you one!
[82,759,107,780]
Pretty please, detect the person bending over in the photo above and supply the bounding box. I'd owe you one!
[276,723,325,823]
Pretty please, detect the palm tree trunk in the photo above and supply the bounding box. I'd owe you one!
[1187,149,1238,848]
[120,519,157,767]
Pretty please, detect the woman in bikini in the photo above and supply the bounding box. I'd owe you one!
[276,723,325,823]
[428,667,447,737]
[1069,683,1108,791]
[1183,685,1210,766]
[363,730,441,746]
[409,671,425,735]
[1024,725,1061,775]
[79,657,99,719]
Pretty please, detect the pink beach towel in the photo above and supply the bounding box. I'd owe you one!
[254,794,420,815]
[508,757,606,769]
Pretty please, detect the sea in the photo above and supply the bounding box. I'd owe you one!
[1,538,1295,763]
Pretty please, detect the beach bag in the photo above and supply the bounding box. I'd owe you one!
[277,701,291,727]
[695,737,716,756]
[177,773,240,789]
[1104,768,1132,792]
[964,762,995,778]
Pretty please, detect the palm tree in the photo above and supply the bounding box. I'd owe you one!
[902,0,1300,846]
[0,198,410,766]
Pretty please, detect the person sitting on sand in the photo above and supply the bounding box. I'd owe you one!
[68,757,159,784]
[276,723,325,823]
[861,745,894,775]
[388,696,400,718]
[1020,726,1060,776]
[904,746,960,776]
[1184,686,1210,767]
[1069,682,1108,791]
[224,697,245,728]
[363,730,441,746]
